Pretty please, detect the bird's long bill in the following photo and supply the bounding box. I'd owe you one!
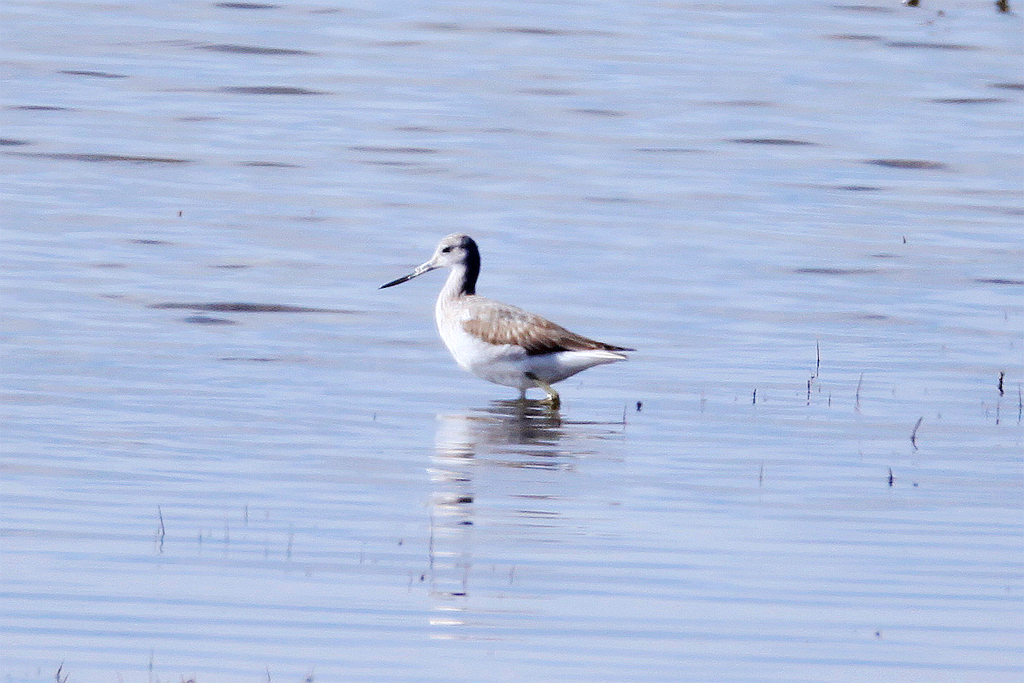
[379,261,436,289]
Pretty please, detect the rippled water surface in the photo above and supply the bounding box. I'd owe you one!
[2,1,1022,681]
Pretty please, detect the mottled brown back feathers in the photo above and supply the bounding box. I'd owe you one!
[460,298,632,356]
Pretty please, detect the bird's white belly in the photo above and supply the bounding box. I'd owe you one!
[436,316,624,391]
[437,319,533,389]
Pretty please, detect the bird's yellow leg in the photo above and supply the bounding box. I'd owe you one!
[525,373,560,409]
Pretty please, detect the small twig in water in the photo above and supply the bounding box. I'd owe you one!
[998,371,1004,397]
[855,373,864,413]
[157,506,166,551]
[814,339,821,379]
[55,662,68,683]
[758,463,764,486]
[888,468,895,487]
[752,388,757,404]
[910,417,923,450]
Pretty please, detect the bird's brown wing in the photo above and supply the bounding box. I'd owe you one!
[460,298,632,356]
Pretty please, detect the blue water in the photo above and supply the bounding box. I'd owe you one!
[2,1,1022,681]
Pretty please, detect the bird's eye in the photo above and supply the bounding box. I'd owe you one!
[441,246,452,253]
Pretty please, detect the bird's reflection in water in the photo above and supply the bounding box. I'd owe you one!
[426,399,573,635]
[441,399,567,456]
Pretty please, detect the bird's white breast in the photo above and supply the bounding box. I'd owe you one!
[435,298,535,390]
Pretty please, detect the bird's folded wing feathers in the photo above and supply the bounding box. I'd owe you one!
[460,298,632,356]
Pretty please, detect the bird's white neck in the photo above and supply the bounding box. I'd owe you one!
[442,254,481,298]
[438,264,470,307]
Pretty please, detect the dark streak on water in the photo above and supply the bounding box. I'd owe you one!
[572,108,627,117]
[196,44,315,56]
[730,138,819,146]
[214,2,279,8]
[415,22,462,31]
[634,147,701,154]
[975,278,1024,286]
[930,98,1006,104]
[350,146,439,154]
[795,268,881,275]
[704,100,774,107]
[492,27,566,35]
[7,105,75,111]
[217,86,327,95]
[7,152,192,164]
[489,27,613,37]
[149,302,356,313]
[832,4,896,12]
[866,158,948,170]
[58,69,128,78]
[238,161,301,167]
[884,41,982,51]
[519,88,575,96]
[824,34,881,41]
[181,315,237,325]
